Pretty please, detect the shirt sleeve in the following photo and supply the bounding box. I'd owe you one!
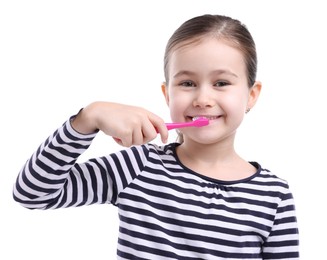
[262,189,300,259]
[12,117,148,209]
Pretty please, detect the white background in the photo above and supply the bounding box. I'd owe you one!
[1,0,326,259]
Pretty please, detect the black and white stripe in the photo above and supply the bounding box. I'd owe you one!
[13,119,299,259]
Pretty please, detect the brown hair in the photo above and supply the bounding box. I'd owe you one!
[163,14,257,87]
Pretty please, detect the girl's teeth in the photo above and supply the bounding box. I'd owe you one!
[192,116,218,121]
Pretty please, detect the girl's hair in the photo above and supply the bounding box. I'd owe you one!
[164,14,257,87]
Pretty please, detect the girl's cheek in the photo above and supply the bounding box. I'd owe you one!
[168,95,188,120]
[168,90,182,105]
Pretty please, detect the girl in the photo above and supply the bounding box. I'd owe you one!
[13,14,299,259]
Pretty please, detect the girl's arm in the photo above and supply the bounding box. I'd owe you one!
[262,191,300,259]
[13,101,168,209]
[71,101,168,145]
[13,118,100,209]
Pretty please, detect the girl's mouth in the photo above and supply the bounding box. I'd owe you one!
[191,115,221,121]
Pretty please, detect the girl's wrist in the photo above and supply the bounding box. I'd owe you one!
[71,103,99,134]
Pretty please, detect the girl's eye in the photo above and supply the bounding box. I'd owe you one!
[215,81,229,87]
[180,81,195,87]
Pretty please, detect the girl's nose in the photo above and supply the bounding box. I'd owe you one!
[192,88,215,108]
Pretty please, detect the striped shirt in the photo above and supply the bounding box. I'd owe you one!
[13,118,299,259]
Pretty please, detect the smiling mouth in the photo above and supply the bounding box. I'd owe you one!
[191,116,221,121]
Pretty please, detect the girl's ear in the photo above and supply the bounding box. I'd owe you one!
[161,82,169,106]
[247,81,262,111]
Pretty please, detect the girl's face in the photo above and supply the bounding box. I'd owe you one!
[162,38,261,144]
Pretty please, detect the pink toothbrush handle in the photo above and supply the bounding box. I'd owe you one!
[118,118,208,139]
[158,117,209,132]
[165,122,195,130]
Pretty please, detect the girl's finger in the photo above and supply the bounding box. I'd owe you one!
[150,117,168,143]
[132,128,145,146]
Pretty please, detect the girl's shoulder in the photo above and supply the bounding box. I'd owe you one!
[254,164,290,186]
[248,163,293,197]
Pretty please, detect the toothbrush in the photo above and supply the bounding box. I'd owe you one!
[164,117,209,131]
[114,117,210,142]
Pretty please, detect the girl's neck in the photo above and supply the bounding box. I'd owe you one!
[177,138,237,164]
[176,138,255,181]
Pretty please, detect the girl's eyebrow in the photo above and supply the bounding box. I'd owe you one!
[211,69,238,78]
[173,69,238,78]
[173,70,196,78]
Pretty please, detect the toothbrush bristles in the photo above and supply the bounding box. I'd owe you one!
[193,117,209,127]
[192,116,202,121]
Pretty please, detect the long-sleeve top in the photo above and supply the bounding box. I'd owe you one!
[13,118,300,259]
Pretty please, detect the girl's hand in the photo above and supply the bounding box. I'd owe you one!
[71,101,168,147]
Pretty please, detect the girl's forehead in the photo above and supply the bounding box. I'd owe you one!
[170,38,245,64]
[168,38,247,78]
